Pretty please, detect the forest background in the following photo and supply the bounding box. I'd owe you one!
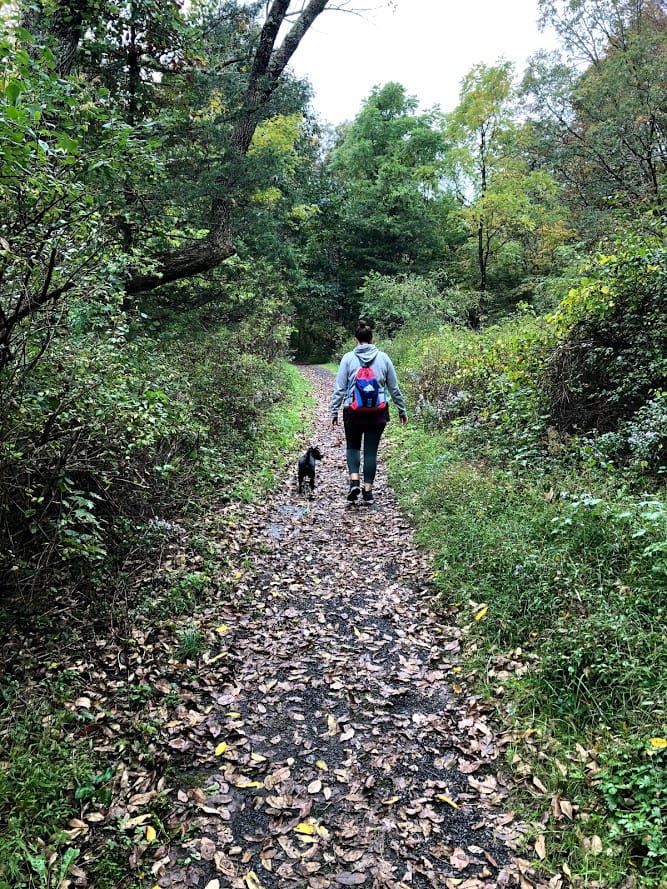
[0,0,666,886]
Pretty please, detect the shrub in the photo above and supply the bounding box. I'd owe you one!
[0,306,297,607]
[544,217,667,434]
[359,272,481,336]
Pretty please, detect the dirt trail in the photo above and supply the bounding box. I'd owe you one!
[152,366,545,889]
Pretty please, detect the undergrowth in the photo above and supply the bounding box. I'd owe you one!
[0,343,312,888]
[385,307,667,887]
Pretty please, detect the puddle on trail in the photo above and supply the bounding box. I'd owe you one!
[268,503,307,538]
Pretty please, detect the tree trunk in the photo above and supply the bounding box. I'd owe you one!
[33,0,332,295]
[124,0,331,295]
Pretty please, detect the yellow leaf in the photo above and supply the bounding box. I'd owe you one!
[474,605,488,621]
[236,780,264,788]
[315,760,328,771]
[649,737,667,749]
[353,626,363,639]
[315,824,330,839]
[294,821,315,835]
[126,814,152,827]
[244,873,265,889]
[250,752,267,762]
[381,796,400,805]
[145,825,157,842]
[436,795,459,809]
[452,684,463,693]
[208,652,226,664]
[226,711,241,718]
[214,741,228,756]
[216,624,229,634]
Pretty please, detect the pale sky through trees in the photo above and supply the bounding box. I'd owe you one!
[289,0,558,124]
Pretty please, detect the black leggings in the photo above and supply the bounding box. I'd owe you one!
[344,423,385,485]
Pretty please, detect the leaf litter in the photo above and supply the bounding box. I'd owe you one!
[0,366,555,889]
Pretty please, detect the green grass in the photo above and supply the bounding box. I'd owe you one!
[231,362,315,500]
[0,684,99,889]
[384,420,667,886]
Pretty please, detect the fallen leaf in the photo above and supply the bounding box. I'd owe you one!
[473,605,488,621]
[200,837,216,860]
[145,825,156,843]
[450,848,470,870]
[535,835,546,859]
[245,873,266,889]
[308,779,322,794]
[649,737,667,749]
[532,775,548,794]
[334,874,366,885]
[436,795,459,808]
[215,741,228,756]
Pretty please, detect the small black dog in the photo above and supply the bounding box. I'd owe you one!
[297,446,324,494]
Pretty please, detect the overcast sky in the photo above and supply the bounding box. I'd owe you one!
[289,0,558,125]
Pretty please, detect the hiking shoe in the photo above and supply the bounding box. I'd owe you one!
[346,481,361,502]
[362,488,374,505]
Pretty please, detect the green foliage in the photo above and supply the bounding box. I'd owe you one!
[0,294,302,605]
[545,217,667,443]
[598,739,667,875]
[324,82,459,296]
[527,0,667,233]
[396,310,555,449]
[26,847,80,889]
[358,272,480,336]
[0,21,140,365]
[0,689,97,888]
[445,61,571,297]
[385,289,667,884]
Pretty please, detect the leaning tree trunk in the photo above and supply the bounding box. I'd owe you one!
[124,0,331,295]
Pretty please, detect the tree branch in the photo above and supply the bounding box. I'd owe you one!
[124,0,333,295]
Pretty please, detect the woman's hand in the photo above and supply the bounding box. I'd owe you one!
[400,414,408,426]
[331,416,338,428]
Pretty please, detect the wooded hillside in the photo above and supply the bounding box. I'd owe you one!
[0,1,665,887]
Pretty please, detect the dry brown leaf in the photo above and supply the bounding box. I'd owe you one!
[334,874,366,885]
[450,848,470,870]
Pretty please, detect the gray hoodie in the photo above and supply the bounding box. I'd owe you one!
[331,343,407,419]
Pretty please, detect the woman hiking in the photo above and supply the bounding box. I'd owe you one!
[331,320,408,505]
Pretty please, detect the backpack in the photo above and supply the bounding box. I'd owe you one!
[349,355,386,412]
